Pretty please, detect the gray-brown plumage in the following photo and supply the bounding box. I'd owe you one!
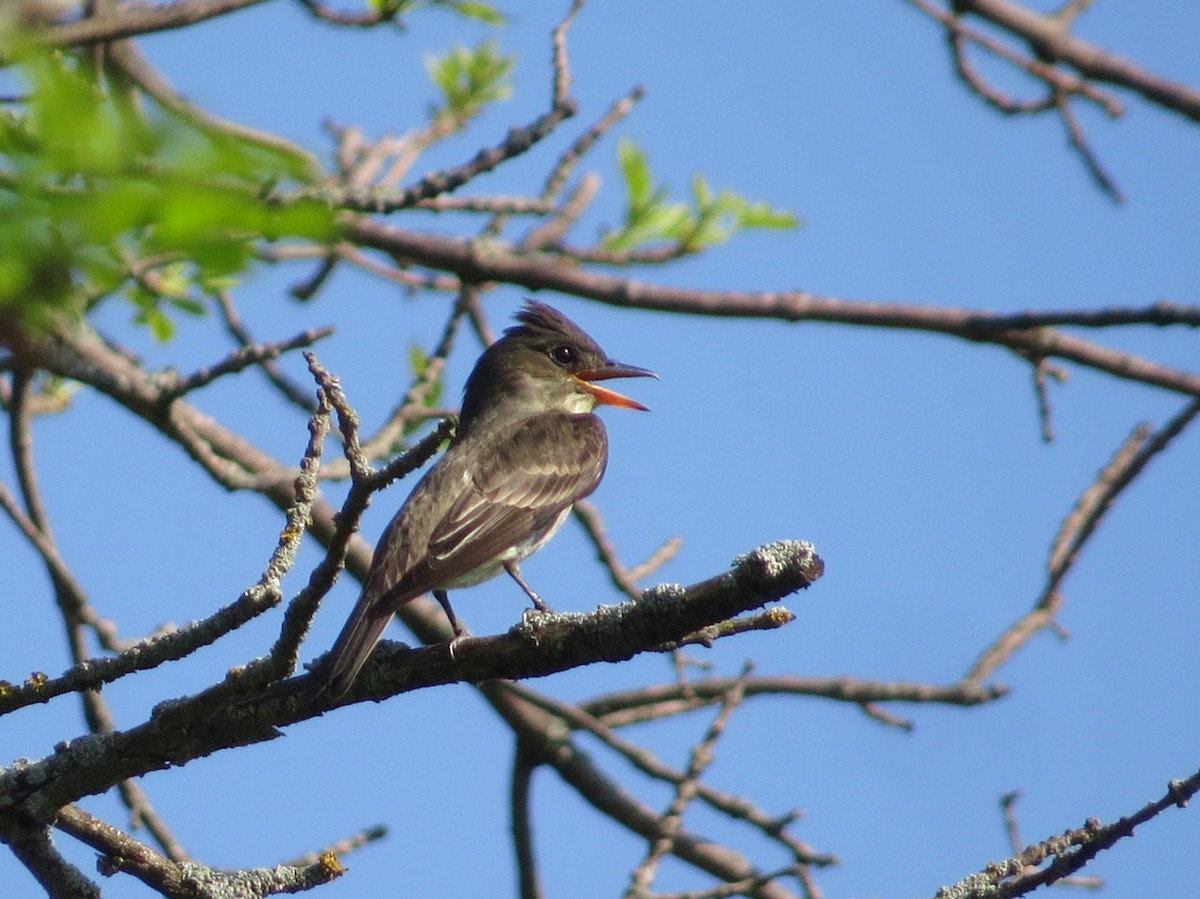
[318,301,654,698]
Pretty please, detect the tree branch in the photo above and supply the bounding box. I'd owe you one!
[951,0,1200,122]
[0,542,822,820]
[933,768,1200,897]
[343,221,1200,398]
[44,0,272,48]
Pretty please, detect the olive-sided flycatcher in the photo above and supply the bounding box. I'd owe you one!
[317,301,654,698]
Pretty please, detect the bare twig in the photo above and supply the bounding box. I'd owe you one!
[55,804,347,897]
[0,479,129,653]
[1054,92,1124,203]
[504,681,831,868]
[550,0,587,108]
[947,0,1200,122]
[158,326,335,403]
[282,101,576,211]
[416,195,556,215]
[581,675,1005,730]
[104,40,317,174]
[1030,357,1068,443]
[522,172,601,251]
[935,769,1200,898]
[904,0,1122,116]
[998,791,1103,890]
[254,362,454,682]
[653,864,814,899]
[541,85,646,209]
[572,498,649,601]
[0,378,337,713]
[966,398,1200,683]
[626,665,754,897]
[283,824,388,867]
[213,291,323,413]
[947,29,1056,115]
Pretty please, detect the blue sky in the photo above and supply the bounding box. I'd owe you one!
[3,2,1199,897]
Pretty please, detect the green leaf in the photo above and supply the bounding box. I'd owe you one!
[408,343,444,409]
[0,37,335,335]
[443,1,506,24]
[617,139,653,207]
[369,0,409,14]
[409,343,429,378]
[737,200,799,230]
[198,273,242,293]
[425,40,513,123]
[603,140,799,254]
[136,305,176,343]
[168,295,208,317]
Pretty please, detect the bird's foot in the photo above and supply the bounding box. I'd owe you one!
[530,596,556,615]
[445,625,473,661]
[519,606,555,629]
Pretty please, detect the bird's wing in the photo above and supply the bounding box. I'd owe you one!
[423,411,608,579]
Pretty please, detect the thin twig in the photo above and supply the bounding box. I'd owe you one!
[572,499,647,600]
[0,480,129,653]
[935,770,1200,898]
[104,39,317,174]
[1030,357,1068,443]
[580,674,1006,730]
[55,804,346,895]
[282,100,576,211]
[998,791,1103,889]
[357,289,473,465]
[503,681,830,868]
[904,0,1122,116]
[1054,91,1124,203]
[283,824,388,867]
[551,0,587,108]
[965,398,1200,683]
[947,30,1056,115]
[158,326,335,403]
[625,664,754,897]
[519,82,645,249]
[213,290,324,413]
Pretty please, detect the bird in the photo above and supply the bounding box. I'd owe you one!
[316,300,654,699]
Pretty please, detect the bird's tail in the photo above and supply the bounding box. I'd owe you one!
[315,591,397,700]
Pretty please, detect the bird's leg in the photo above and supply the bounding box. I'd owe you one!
[433,589,466,638]
[503,561,556,614]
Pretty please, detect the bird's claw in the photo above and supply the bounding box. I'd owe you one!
[520,607,554,629]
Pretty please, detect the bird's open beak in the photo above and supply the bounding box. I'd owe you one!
[575,362,657,411]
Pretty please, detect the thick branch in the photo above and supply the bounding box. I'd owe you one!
[343,221,1200,398]
[0,542,821,820]
[45,0,271,48]
[953,0,1200,121]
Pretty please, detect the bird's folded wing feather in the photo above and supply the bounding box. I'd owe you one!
[424,412,608,579]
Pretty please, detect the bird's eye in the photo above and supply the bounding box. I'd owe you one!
[551,345,576,366]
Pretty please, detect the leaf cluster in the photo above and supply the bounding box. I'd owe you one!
[603,138,798,254]
[424,39,514,129]
[0,37,334,338]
